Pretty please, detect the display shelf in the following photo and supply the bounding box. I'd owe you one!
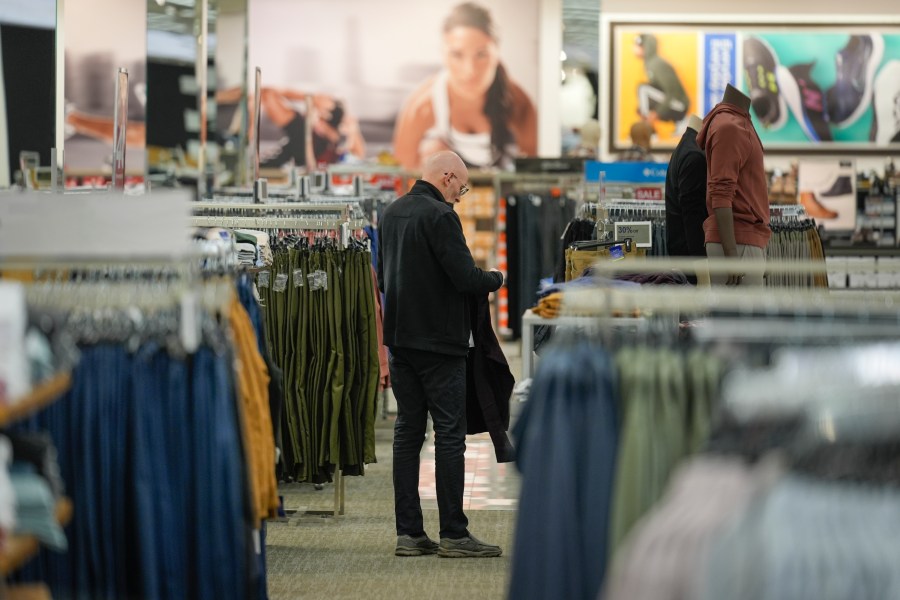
[0,373,72,428]
[0,497,73,576]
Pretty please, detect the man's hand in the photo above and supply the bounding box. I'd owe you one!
[721,244,743,285]
[726,271,745,286]
[490,268,505,286]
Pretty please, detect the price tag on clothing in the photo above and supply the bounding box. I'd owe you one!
[609,244,625,260]
[614,221,653,248]
[307,270,328,291]
[258,271,270,288]
[293,268,304,288]
[273,273,288,293]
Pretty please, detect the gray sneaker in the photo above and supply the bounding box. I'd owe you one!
[395,534,439,557]
[437,534,502,558]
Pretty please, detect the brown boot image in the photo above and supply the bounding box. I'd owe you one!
[800,191,838,219]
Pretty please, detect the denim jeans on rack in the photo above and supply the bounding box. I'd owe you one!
[15,342,250,600]
[510,334,620,600]
[189,346,248,600]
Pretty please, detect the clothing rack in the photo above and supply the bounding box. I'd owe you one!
[194,200,382,517]
[3,260,273,598]
[564,259,900,317]
[190,215,368,231]
[770,204,807,218]
[191,201,371,252]
[513,256,900,600]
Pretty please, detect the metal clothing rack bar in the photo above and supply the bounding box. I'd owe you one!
[278,470,345,522]
[193,201,368,212]
[189,216,368,230]
[519,310,646,380]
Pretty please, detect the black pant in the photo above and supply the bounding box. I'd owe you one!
[389,346,469,539]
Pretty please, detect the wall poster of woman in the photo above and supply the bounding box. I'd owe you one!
[249,0,540,170]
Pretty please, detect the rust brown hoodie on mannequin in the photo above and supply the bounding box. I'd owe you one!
[696,102,771,248]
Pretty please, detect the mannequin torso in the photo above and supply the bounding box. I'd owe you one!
[721,83,751,112]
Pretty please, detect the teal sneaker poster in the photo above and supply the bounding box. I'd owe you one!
[607,20,900,153]
[742,32,900,148]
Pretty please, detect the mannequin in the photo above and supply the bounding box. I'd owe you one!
[696,84,770,286]
[686,114,703,133]
[665,114,708,269]
[721,83,751,112]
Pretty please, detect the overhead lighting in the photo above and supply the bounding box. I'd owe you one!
[155,0,165,5]
[560,50,567,62]
[561,69,566,82]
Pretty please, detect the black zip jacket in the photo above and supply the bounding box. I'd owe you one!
[377,180,503,356]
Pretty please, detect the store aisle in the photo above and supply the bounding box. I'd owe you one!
[265,342,524,600]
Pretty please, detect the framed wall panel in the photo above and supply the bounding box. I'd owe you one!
[603,16,900,155]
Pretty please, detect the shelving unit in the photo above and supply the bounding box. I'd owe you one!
[0,370,73,591]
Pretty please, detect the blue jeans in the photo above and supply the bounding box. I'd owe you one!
[389,347,469,540]
[16,343,251,600]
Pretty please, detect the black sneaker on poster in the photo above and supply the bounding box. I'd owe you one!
[742,36,789,130]
[777,62,833,142]
[826,34,885,128]
[870,60,900,146]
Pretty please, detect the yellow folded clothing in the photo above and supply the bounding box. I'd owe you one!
[532,292,563,319]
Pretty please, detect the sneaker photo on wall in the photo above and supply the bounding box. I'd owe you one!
[606,19,900,154]
[740,31,897,149]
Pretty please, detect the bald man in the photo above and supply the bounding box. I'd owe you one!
[619,121,655,162]
[377,151,504,558]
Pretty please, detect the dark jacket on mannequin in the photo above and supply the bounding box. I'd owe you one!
[466,294,516,463]
[377,180,503,356]
[665,127,708,259]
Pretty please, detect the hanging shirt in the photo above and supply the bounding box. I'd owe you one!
[229,296,279,524]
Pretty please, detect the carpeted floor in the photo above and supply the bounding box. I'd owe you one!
[266,421,519,600]
[266,343,524,599]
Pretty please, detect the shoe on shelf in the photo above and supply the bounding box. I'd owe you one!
[438,534,502,558]
[800,191,838,219]
[743,36,789,130]
[827,34,885,128]
[777,62,833,142]
[870,60,900,146]
[782,170,798,203]
[395,534,439,557]
[819,175,854,197]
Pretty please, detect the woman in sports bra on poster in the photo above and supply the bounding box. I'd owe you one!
[392,2,537,171]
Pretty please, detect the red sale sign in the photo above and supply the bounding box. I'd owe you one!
[635,187,663,201]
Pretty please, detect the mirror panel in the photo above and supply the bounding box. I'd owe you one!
[64,0,147,184]
[0,0,56,187]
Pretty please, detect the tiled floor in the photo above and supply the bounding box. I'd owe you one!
[418,433,521,511]
[411,340,525,513]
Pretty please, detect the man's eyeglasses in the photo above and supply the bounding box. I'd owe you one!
[444,172,470,197]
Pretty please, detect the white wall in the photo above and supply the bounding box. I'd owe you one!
[217,11,246,90]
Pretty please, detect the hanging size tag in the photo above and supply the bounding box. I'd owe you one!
[273,273,288,293]
[258,271,270,288]
[179,291,200,354]
[293,268,304,288]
